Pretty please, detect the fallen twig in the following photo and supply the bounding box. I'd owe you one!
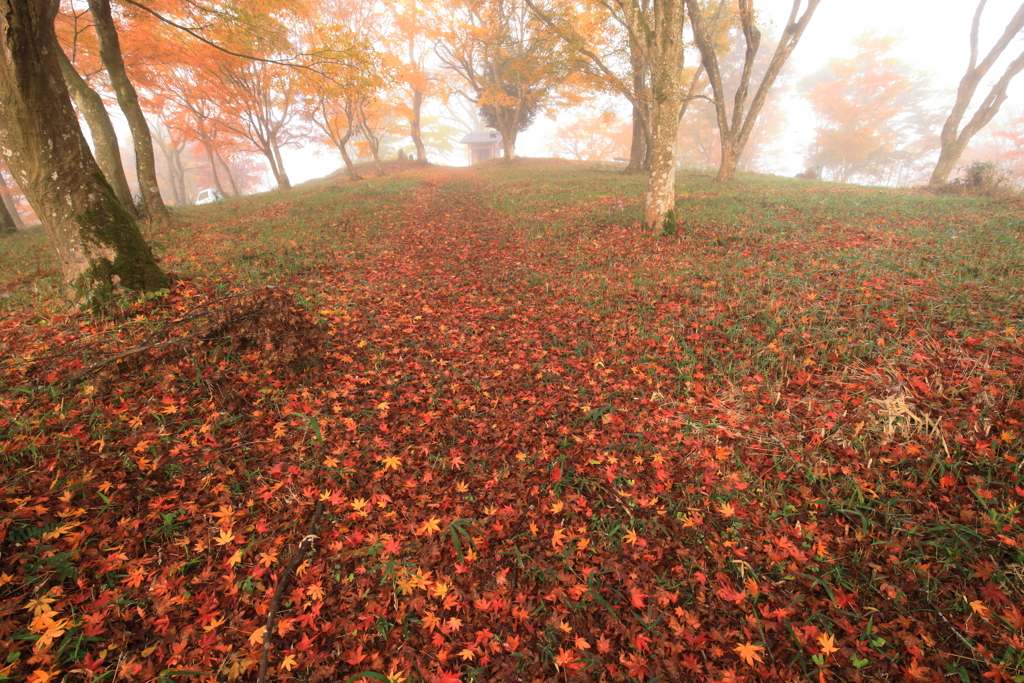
[257,499,325,683]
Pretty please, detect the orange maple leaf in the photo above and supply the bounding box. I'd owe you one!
[551,527,568,551]
[817,632,838,656]
[734,641,765,667]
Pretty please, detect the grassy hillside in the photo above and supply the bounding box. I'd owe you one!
[1,161,1023,683]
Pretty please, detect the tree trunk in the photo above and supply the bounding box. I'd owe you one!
[0,0,169,299]
[0,167,25,229]
[410,87,428,164]
[621,0,685,234]
[336,127,362,181]
[0,174,17,234]
[929,1,1024,185]
[716,140,739,182]
[202,141,227,197]
[271,138,291,189]
[687,0,821,184]
[56,47,139,218]
[217,149,241,196]
[88,0,171,226]
[154,133,181,205]
[645,90,682,234]
[626,33,650,174]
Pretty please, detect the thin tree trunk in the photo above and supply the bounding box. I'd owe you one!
[336,127,362,181]
[0,0,168,298]
[88,0,171,225]
[172,146,187,203]
[410,87,428,164]
[217,149,241,196]
[626,33,650,174]
[202,142,227,197]
[154,133,181,205]
[0,168,25,229]
[271,138,291,189]
[56,47,139,217]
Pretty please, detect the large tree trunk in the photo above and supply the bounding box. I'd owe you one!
[0,0,169,299]
[622,0,685,234]
[410,87,428,164]
[88,0,171,226]
[0,167,25,230]
[56,47,139,217]
[645,85,682,234]
[930,1,1024,185]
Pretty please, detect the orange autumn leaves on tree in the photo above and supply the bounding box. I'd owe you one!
[802,34,940,185]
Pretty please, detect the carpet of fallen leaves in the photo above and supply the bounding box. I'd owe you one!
[1,162,1023,683]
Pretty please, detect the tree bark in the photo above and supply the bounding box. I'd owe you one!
[56,47,139,217]
[410,86,428,164]
[88,0,171,225]
[626,37,650,174]
[0,0,169,299]
[930,1,1024,185]
[0,167,25,230]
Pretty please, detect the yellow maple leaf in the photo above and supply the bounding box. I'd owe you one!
[381,455,402,471]
[323,456,340,468]
[249,626,265,647]
[733,641,764,667]
[227,548,245,567]
[550,500,564,514]
[459,648,475,661]
[624,529,639,545]
[215,528,235,546]
[418,517,442,536]
[817,632,838,656]
[279,654,297,672]
[969,600,990,618]
[719,502,736,518]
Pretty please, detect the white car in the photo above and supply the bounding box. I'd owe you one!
[195,188,224,205]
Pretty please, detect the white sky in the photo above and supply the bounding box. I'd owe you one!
[280,0,1024,182]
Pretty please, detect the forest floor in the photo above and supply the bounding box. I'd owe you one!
[2,160,1024,683]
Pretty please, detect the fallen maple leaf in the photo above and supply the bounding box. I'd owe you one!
[279,654,297,672]
[969,600,990,618]
[215,528,235,546]
[418,517,442,536]
[734,641,765,667]
[551,527,567,551]
[817,632,838,656]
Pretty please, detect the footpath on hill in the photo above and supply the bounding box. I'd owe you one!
[1,163,1023,683]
